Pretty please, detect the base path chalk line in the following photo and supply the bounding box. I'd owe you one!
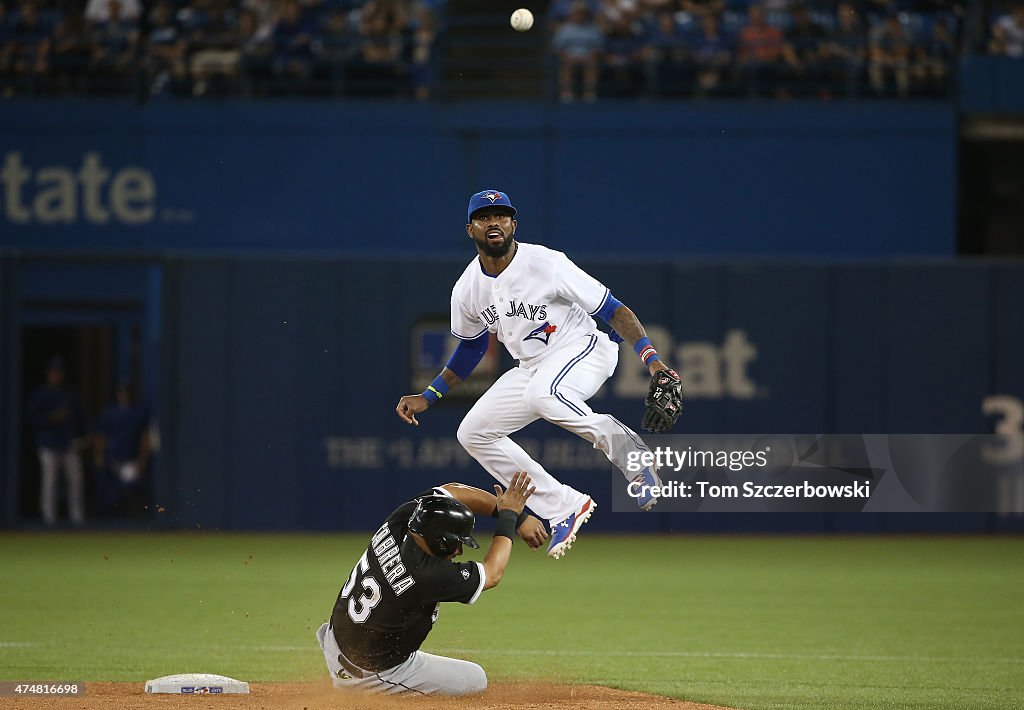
[429,648,1024,665]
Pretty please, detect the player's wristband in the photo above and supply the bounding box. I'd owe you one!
[492,506,530,529]
[634,337,661,366]
[494,509,518,542]
[421,375,449,404]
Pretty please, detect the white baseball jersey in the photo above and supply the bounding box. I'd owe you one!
[450,242,611,369]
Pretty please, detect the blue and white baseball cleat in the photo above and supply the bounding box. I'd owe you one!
[546,498,596,560]
[631,467,662,511]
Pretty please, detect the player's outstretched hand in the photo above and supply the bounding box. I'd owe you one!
[494,471,536,515]
[395,394,429,426]
[516,515,549,549]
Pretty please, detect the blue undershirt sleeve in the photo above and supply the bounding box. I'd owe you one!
[595,293,625,343]
[446,331,489,380]
[595,293,623,324]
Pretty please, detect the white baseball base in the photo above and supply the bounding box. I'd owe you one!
[145,673,250,694]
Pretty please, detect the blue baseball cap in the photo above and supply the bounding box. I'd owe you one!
[467,190,517,223]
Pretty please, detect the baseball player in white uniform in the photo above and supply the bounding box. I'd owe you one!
[397,189,676,559]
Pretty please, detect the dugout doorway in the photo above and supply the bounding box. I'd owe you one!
[4,258,163,528]
[959,119,1024,255]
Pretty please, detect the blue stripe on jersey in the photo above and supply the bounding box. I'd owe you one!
[594,292,623,323]
[608,414,651,452]
[549,335,598,416]
[556,392,586,417]
[477,263,499,278]
[588,288,611,316]
[451,327,488,340]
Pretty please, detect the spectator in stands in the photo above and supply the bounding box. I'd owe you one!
[50,8,94,94]
[90,0,139,91]
[692,11,733,97]
[865,0,897,15]
[601,12,647,97]
[1,1,52,96]
[94,378,152,518]
[737,3,786,96]
[188,0,242,95]
[345,0,405,95]
[239,7,274,94]
[822,0,866,96]
[639,0,670,11]
[552,1,604,102]
[548,0,599,28]
[911,17,953,94]
[643,10,691,96]
[596,0,633,27]
[0,3,8,76]
[990,2,1024,57]
[0,3,22,95]
[302,0,331,28]
[409,4,437,100]
[358,0,406,64]
[868,10,910,96]
[313,7,356,93]
[681,0,725,20]
[641,0,674,14]
[85,0,140,23]
[272,0,315,85]
[146,0,188,96]
[28,357,87,526]
[242,0,275,24]
[782,4,827,96]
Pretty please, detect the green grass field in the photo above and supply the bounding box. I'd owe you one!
[1,533,1022,710]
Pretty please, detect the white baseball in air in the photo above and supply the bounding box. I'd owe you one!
[510,8,534,31]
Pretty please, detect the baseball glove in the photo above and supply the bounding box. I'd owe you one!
[642,368,683,433]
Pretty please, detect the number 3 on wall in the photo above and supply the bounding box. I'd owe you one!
[982,395,1024,466]
[340,551,383,624]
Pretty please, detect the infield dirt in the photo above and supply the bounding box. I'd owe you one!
[7,682,738,710]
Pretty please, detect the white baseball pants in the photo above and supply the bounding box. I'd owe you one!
[457,333,650,525]
[316,622,486,696]
[38,447,85,525]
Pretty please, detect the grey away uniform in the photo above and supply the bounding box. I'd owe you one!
[316,488,488,695]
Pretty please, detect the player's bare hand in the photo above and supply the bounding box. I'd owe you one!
[396,394,428,426]
[516,515,549,549]
[648,360,669,376]
[493,471,536,515]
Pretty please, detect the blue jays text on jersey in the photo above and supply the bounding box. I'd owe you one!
[477,301,549,326]
[452,243,610,368]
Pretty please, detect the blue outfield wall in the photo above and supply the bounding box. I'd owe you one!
[960,56,1024,114]
[5,254,1022,533]
[0,100,956,257]
[164,257,1024,532]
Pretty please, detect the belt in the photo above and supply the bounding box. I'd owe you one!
[329,624,368,679]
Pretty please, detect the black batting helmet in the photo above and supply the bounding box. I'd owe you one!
[407,496,480,557]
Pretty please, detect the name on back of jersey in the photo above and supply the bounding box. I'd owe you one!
[371,522,416,596]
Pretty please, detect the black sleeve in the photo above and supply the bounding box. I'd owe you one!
[384,500,418,529]
[417,557,486,605]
